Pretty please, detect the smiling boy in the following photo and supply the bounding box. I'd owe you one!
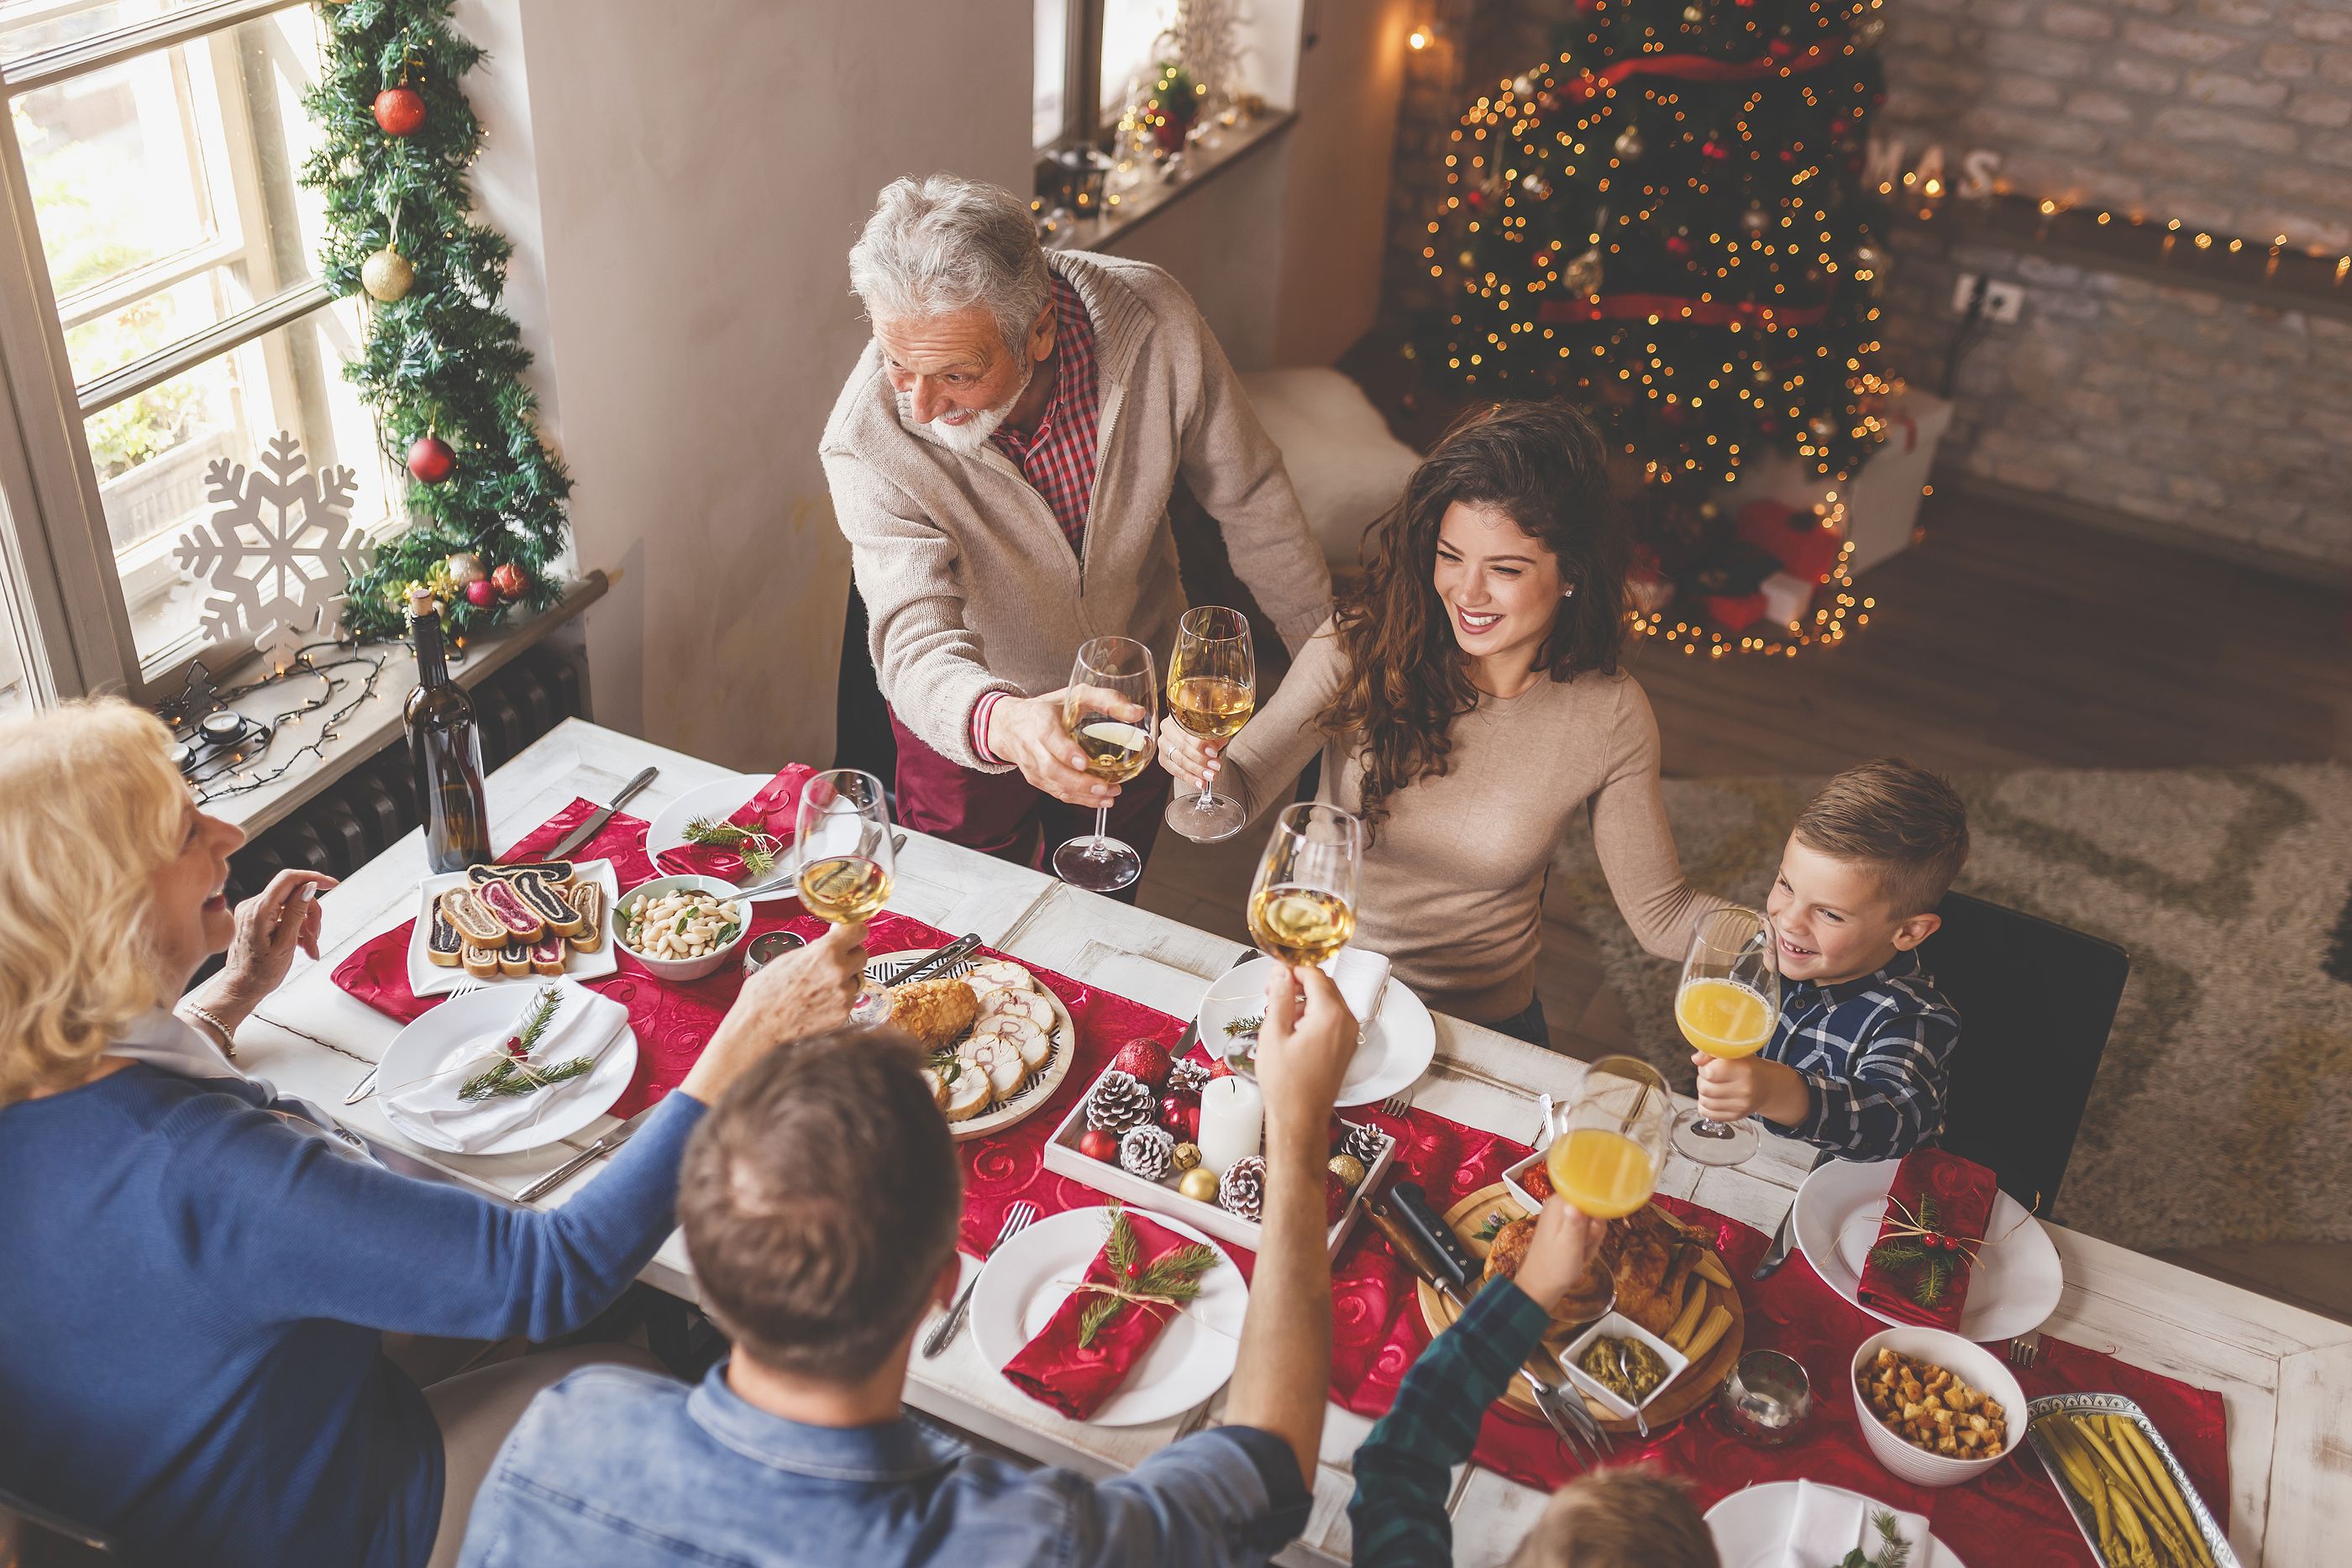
[1693,758,1968,1162]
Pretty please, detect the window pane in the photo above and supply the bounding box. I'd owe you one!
[15,6,330,375]
[0,1,228,67]
[1033,0,1065,149]
[1099,0,1178,125]
[0,551,32,716]
[92,299,396,671]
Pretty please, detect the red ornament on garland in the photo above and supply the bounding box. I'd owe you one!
[491,562,528,600]
[406,434,454,484]
[464,578,497,608]
[373,87,426,138]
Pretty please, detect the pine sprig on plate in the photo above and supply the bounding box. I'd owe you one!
[458,984,595,1100]
[1839,1508,1913,1568]
[1075,1206,1221,1348]
[681,816,780,879]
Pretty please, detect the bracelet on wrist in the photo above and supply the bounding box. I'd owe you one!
[181,1001,236,1059]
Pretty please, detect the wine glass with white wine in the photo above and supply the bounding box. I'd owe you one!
[794,768,895,1024]
[1247,801,1362,971]
[1050,636,1158,894]
[1163,605,1256,843]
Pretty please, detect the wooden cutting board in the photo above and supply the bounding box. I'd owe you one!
[1412,1183,1746,1435]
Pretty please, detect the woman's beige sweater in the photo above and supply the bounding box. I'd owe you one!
[1219,624,1721,1024]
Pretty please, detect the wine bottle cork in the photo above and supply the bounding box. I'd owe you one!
[409,585,438,620]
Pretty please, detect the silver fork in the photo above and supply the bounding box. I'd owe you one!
[1379,1089,1415,1118]
[2007,1330,2043,1369]
[922,1203,1038,1357]
[344,980,484,1104]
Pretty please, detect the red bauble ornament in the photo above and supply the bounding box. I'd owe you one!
[1078,1129,1120,1162]
[1110,1038,1173,1090]
[406,434,454,484]
[1158,1094,1200,1141]
[1324,1173,1351,1226]
[465,578,498,608]
[373,87,426,138]
[1702,139,1730,161]
[491,562,528,600]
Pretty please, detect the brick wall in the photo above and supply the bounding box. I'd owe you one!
[1375,1,2352,575]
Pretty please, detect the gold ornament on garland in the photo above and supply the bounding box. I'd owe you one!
[361,246,413,302]
[444,551,485,586]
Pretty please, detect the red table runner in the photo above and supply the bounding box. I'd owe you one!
[336,801,2229,1563]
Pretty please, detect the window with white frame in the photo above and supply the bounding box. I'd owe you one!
[0,0,395,704]
[1033,0,1183,155]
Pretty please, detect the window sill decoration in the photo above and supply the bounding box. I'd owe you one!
[304,0,571,642]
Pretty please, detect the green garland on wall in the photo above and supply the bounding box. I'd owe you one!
[302,0,570,640]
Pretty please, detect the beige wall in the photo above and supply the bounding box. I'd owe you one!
[472,1,1410,763]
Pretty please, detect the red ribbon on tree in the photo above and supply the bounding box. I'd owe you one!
[1551,34,1852,101]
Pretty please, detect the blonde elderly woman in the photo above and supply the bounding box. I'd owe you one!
[0,700,869,1568]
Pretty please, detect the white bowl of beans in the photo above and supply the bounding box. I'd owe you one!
[614,875,751,982]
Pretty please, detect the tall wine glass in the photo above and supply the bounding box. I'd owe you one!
[1050,636,1158,894]
[795,768,895,1024]
[1547,1055,1671,1219]
[1164,606,1256,843]
[1671,905,1782,1167]
[1247,802,1361,970]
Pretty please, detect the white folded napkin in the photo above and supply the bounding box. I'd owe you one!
[1326,947,1393,1031]
[1779,1481,1935,1568]
[383,981,627,1154]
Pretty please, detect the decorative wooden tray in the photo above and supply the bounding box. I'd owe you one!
[1413,1182,1746,1435]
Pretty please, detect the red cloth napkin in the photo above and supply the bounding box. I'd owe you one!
[1856,1148,2000,1330]
[655,764,818,881]
[999,1209,1215,1420]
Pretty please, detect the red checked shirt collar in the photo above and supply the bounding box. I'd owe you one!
[988,272,1100,559]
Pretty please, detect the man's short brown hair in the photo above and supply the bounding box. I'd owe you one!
[678,1026,962,1382]
[1509,1469,1717,1568]
[1793,757,1970,917]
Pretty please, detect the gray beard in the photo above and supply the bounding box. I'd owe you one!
[896,353,1034,454]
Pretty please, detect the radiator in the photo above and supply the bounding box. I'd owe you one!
[224,644,587,904]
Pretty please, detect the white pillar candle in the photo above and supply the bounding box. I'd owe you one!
[1195,1075,1263,1177]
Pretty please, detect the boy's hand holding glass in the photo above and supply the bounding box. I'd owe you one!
[1691,1054,1813,1127]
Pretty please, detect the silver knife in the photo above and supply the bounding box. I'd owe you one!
[1751,1198,1798,1279]
[549,767,658,859]
[517,1104,657,1204]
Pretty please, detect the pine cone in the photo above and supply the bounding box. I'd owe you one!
[1340,1122,1389,1169]
[1086,1069,1155,1135]
[1218,1155,1267,1222]
[1166,1059,1212,1097]
[1119,1125,1176,1181]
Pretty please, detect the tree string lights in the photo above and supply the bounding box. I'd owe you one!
[184,641,393,805]
[1418,0,1896,658]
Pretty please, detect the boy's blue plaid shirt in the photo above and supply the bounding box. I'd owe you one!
[1759,947,1960,1161]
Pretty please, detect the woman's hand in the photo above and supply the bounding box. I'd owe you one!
[204,871,337,1025]
[1156,714,1221,793]
[682,920,869,1105]
[1509,1197,1607,1314]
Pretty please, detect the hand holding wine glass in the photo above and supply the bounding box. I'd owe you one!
[795,768,896,1023]
[1050,637,1158,893]
[1671,905,1782,1167]
[1163,606,1255,843]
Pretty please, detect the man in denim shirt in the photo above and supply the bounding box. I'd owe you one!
[459,966,1357,1567]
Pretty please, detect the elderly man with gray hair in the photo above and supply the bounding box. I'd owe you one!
[820,173,1331,889]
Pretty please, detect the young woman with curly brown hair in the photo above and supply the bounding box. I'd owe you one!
[1159,401,1724,1044]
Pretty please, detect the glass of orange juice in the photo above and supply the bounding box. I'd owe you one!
[1546,1055,1671,1219]
[1672,905,1782,1167]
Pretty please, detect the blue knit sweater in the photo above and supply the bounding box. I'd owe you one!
[0,1064,704,1568]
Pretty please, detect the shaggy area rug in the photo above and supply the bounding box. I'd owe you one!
[1548,763,2352,1253]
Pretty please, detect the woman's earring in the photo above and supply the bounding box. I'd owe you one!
[1562,585,1577,599]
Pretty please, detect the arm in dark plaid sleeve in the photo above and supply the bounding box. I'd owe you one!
[1347,1278,1551,1568]
[1780,1000,1960,1161]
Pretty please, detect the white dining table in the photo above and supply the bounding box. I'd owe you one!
[239,719,2350,1566]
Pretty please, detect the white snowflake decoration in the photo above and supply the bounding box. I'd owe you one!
[173,432,371,664]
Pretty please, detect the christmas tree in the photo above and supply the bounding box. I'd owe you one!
[1421,0,1895,654]
[302,0,570,641]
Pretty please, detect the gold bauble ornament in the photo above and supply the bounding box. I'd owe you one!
[1614,126,1645,161]
[1176,1167,1219,1203]
[444,551,485,586]
[1170,1141,1202,1173]
[1562,244,1605,294]
[361,247,414,302]
[1329,1153,1368,1191]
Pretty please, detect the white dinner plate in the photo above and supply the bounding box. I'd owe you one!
[407,860,622,997]
[1202,956,1436,1108]
[971,1206,1247,1428]
[1705,1481,1967,1568]
[643,772,784,889]
[373,984,638,1156]
[1793,1156,2063,1342]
